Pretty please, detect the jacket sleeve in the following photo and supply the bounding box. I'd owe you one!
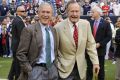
[115,29,120,45]
[99,22,112,47]
[16,27,32,73]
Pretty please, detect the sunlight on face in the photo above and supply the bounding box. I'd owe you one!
[67,3,80,23]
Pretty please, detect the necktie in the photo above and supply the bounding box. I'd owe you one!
[93,20,97,38]
[45,28,52,68]
[73,24,78,49]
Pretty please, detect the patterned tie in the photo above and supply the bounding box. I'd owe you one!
[93,20,97,38]
[45,28,52,68]
[73,24,78,49]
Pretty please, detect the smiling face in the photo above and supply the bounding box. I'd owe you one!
[67,2,80,23]
[38,4,53,25]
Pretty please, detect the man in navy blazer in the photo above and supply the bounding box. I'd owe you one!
[86,6,112,80]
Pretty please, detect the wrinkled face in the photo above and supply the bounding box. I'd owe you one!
[67,3,80,23]
[91,9,99,19]
[38,5,53,25]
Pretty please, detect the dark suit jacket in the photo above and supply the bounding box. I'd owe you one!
[115,28,120,58]
[11,16,25,54]
[90,18,112,56]
[16,22,57,80]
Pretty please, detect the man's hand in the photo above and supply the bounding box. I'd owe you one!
[93,64,100,75]
[96,43,100,48]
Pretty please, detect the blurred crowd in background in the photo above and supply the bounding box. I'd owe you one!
[1,0,120,17]
[0,0,120,62]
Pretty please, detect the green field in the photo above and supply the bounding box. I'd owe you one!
[0,57,116,80]
[0,57,12,79]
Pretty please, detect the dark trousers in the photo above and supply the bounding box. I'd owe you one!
[59,63,80,80]
[8,52,20,80]
[86,53,105,80]
[0,35,3,56]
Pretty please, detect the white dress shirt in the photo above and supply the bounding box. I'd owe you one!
[37,23,55,64]
[68,19,79,36]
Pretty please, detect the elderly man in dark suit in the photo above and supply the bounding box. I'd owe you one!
[16,2,58,80]
[86,6,112,80]
[8,5,27,80]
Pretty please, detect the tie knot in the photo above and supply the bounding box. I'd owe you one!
[95,20,98,23]
[45,27,50,31]
[73,23,77,28]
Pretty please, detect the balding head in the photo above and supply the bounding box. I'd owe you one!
[16,5,27,17]
[16,5,25,12]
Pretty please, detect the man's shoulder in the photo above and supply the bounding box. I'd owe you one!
[27,23,36,30]
[13,16,21,21]
[116,28,120,32]
[79,19,90,24]
[54,19,67,28]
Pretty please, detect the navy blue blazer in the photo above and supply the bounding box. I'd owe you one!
[90,18,112,56]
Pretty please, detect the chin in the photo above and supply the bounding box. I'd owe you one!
[71,20,78,23]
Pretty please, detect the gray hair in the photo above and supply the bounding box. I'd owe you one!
[38,2,53,12]
[66,0,81,12]
[91,6,103,16]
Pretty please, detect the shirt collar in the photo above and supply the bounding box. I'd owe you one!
[18,15,24,21]
[95,17,101,22]
[39,22,50,30]
[67,18,79,28]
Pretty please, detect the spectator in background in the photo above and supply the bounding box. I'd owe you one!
[25,16,31,27]
[27,4,36,17]
[112,1,120,16]
[0,0,9,16]
[105,17,115,60]
[101,1,110,16]
[114,27,120,80]
[0,20,3,56]
[111,17,120,64]
[34,15,39,23]
[7,19,13,58]
[8,5,27,80]
[115,17,120,31]
[33,3,39,15]
[82,0,91,15]
[9,0,17,16]
[109,0,114,16]
[86,6,112,80]
[1,16,8,58]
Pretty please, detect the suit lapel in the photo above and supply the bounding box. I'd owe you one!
[96,18,103,36]
[64,20,75,46]
[17,16,25,27]
[77,20,83,50]
[34,22,43,49]
[50,27,56,51]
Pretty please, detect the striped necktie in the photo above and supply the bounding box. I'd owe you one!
[73,24,78,49]
[93,20,98,38]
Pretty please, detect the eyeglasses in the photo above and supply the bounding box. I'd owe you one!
[106,19,110,20]
[18,11,26,12]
